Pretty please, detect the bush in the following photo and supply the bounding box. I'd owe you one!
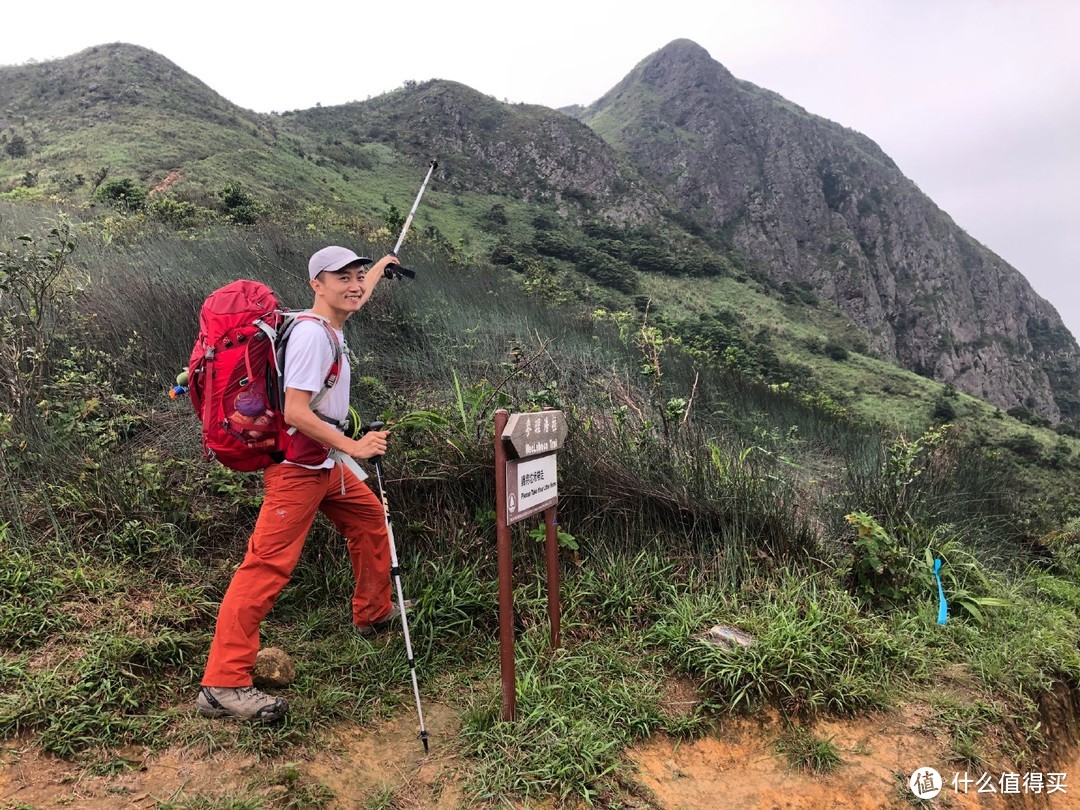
[146,195,210,229]
[1002,432,1042,461]
[486,203,508,226]
[781,281,820,307]
[1055,423,1080,439]
[532,230,575,261]
[97,178,147,212]
[578,249,638,294]
[1006,405,1051,428]
[931,396,957,423]
[218,183,264,225]
[824,340,849,361]
[4,134,28,158]
[490,243,516,266]
[0,225,78,416]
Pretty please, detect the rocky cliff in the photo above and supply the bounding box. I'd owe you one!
[288,80,662,227]
[577,39,1080,422]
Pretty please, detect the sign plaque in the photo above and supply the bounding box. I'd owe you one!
[501,411,567,459]
[505,452,558,525]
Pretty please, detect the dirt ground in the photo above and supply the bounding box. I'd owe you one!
[631,708,1080,809]
[4,701,1080,809]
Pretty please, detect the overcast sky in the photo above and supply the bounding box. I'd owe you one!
[5,0,1079,340]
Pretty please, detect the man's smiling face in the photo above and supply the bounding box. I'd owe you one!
[311,263,367,321]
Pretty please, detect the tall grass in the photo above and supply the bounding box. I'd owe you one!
[2,212,1078,804]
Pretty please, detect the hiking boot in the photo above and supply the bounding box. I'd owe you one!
[195,685,288,722]
[355,599,414,637]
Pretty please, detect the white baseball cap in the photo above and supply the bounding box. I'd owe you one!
[307,246,372,280]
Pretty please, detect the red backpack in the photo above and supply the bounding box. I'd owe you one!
[186,280,342,471]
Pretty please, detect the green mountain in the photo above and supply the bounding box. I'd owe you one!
[5,41,1080,806]
[575,39,1080,423]
[2,39,1078,427]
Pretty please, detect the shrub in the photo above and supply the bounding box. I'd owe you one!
[781,281,820,307]
[490,243,516,266]
[0,225,78,414]
[1006,405,1050,427]
[486,203,508,226]
[931,396,957,423]
[4,134,28,158]
[146,195,210,229]
[383,203,405,233]
[532,230,575,261]
[1002,433,1042,461]
[97,178,147,212]
[824,340,849,361]
[218,183,264,225]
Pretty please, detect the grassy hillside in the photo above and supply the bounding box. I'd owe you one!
[2,202,1080,805]
[3,43,1080,806]
[5,44,1078,436]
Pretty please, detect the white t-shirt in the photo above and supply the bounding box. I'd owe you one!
[282,316,350,469]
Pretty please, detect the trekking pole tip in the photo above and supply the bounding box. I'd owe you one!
[420,731,430,752]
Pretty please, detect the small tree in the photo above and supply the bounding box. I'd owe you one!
[931,395,957,423]
[218,183,264,225]
[486,203,508,226]
[97,178,147,212]
[0,225,77,410]
[383,203,405,234]
[91,166,110,191]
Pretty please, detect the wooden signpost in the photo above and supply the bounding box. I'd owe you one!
[494,408,567,721]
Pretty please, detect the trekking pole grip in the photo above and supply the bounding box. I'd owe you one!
[383,260,416,280]
[362,421,386,466]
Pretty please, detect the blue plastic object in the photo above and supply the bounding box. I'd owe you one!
[933,558,948,625]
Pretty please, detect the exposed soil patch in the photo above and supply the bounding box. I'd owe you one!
[5,701,1080,808]
[1,744,255,809]
[306,701,464,807]
[0,703,463,809]
[629,706,1080,809]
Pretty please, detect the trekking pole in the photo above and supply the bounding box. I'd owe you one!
[384,159,438,280]
[365,420,429,752]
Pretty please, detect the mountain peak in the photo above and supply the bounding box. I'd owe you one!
[639,38,733,81]
[653,38,714,60]
[586,38,733,112]
[579,40,1080,421]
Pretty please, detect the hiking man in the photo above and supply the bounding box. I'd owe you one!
[196,246,407,722]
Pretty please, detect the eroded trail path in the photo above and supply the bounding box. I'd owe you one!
[3,702,1080,808]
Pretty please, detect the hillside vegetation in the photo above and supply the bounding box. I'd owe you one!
[3,41,1079,426]
[2,198,1080,805]
[2,39,1080,808]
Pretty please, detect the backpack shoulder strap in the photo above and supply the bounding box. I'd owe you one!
[278,312,343,415]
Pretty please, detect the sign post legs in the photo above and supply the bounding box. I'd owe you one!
[545,505,561,650]
[494,408,516,722]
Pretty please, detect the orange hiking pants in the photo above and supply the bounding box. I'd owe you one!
[202,461,391,687]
